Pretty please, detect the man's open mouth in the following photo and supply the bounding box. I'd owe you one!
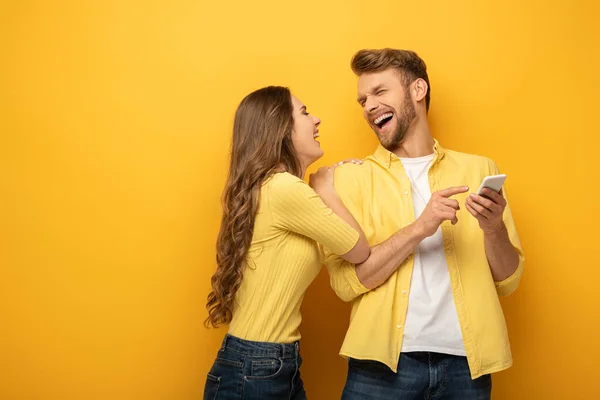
[374,112,393,129]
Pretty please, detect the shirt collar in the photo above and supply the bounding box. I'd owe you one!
[372,138,446,169]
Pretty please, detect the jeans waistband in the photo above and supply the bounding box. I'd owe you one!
[221,334,299,359]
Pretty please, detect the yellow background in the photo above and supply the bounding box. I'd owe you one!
[1,0,598,399]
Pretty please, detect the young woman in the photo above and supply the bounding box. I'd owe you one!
[203,86,369,400]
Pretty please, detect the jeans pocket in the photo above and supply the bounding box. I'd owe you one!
[247,357,284,380]
[203,373,220,400]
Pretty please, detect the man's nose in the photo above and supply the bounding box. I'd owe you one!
[365,95,379,114]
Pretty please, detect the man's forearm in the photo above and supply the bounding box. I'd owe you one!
[356,221,426,289]
[484,222,519,281]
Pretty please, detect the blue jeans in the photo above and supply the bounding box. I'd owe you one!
[342,352,491,400]
[203,334,306,400]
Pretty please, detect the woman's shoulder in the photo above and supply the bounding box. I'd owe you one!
[264,171,305,191]
[263,172,312,206]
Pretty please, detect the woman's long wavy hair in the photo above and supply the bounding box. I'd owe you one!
[205,86,302,328]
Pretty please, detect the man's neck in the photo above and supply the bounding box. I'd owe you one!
[393,120,435,158]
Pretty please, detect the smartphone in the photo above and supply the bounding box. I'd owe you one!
[477,174,506,196]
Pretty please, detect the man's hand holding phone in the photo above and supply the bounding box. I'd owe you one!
[466,175,507,233]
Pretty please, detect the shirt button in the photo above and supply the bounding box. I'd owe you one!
[397,324,402,329]
[402,290,406,294]
[404,190,409,195]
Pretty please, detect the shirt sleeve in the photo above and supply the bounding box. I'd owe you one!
[269,173,359,256]
[321,165,371,302]
[488,160,525,297]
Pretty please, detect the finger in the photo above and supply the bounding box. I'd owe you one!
[336,158,363,166]
[447,212,459,225]
[437,186,469,198]
[439,205,458,224]
[344,158,364,164]
[469,194,496,212]
[313,167,329,177]
[480,188,505,205]
[467,198,490,219]
[465,202,479,218]
[439,197,460,210]
[441,209,458,225]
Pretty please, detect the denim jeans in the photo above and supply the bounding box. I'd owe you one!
[342,352,491,400]
[203,334,306,400]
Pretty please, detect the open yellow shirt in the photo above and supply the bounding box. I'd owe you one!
[323,140,524,379]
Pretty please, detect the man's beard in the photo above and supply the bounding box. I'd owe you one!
[378,92,417,151]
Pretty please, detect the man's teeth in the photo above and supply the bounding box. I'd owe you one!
[313,133,320,138]
[374,112,393,124]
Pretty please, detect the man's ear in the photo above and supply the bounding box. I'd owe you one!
[413,78,428,103]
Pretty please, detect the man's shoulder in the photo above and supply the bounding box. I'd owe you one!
[334,158,379,179]
[333,161,374,191]
[444,148,497,169]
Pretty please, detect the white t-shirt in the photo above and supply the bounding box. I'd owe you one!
[400,154,465,356]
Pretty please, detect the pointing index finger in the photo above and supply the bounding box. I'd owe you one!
[437,186,469,198]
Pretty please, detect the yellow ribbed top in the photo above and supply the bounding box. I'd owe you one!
[228,172,359,343]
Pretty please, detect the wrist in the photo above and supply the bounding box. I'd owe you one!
[411,219,428,241]
[483,221,506,236]
[314,185,337,197]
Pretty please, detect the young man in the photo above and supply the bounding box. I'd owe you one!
[324,48,524,399]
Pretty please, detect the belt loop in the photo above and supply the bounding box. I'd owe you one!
[221,334,228,351]
[295,342,299,357]
[280,343,286,358]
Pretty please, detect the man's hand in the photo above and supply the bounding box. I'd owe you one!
[465,188,506,233]
[416,186,469,238]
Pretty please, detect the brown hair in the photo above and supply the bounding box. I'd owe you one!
[204,86,302,328]
[351,48,431,111]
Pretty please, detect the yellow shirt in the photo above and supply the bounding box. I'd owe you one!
[323,140,524,379]
[228,172,359,343]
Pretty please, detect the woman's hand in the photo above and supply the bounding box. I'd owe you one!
[309,159,363,193]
